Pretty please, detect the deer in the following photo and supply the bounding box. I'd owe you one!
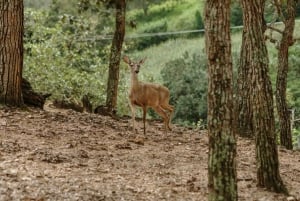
[123,55,174,135]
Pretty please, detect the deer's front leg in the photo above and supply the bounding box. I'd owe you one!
[130,103,137,133]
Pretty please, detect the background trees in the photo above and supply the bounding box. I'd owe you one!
[0,0,24,106]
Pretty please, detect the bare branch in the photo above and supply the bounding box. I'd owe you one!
[267,25,284,34]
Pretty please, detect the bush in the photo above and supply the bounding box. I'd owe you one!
[195,10,204,30]
[24,9,129,113]
[161,52,207,126]
[230,2,243,26]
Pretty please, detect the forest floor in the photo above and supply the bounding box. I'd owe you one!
[0,103,299,201]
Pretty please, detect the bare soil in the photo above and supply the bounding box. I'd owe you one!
[0,103,299,201]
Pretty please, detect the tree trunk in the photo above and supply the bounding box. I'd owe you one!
[0,0,24,106]
[275,0,296,150]
[205,0,237,200]
[240,0,288,194]
[106,0,126,113]
[236,10,254,138]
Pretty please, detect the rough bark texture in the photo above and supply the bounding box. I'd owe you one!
[236,7,254,138]
[0,0,24,106]
[205,0,237,200]
[240,0,288,194]
[106,0,126,113]
[275,0,296,150]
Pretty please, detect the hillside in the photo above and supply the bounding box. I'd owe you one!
[0,105,299,200]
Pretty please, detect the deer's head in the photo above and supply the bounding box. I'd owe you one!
[123,55,146,74]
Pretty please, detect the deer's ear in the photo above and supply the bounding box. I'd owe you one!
[139,58,146,65]
[123,55,130,64]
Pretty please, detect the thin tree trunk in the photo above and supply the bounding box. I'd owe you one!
[275,0,296,150]
[240,0,288,193]
[106,0,126,113]
[205,0,237,200]
[0,0,24,106]
[236,24,254,138]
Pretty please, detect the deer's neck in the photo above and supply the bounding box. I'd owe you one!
[130,73,140,90]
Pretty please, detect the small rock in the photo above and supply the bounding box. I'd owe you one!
[287,196,296,201]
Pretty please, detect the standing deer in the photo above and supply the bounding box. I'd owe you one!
[123,55,174,135]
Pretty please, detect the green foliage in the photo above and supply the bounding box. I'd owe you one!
[24,0,51,9]
[287,43,300,135]
[297,3,300,18]
[195,10,204,30]
[230,2,243,26]
[24,8,130,113]
[161,52,207,126]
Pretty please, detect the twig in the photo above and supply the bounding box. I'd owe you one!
[267,25,284,34]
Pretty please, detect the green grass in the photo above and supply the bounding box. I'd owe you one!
[127,37,205,83]
[127,0,204,34]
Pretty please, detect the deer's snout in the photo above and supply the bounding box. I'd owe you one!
[135,70,139,74]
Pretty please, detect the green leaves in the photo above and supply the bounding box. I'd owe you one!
[23,9,109,107]
[161,52,208,126]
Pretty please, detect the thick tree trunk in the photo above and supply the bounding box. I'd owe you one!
[240,0,288,194]
[276,0,296,150]
[205,0,237,200]
[0,0,24,106]
[106,0,126,113]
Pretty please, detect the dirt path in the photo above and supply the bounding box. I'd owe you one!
[0,106,299,201]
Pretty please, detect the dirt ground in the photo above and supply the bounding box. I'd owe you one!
[0,103,299,201]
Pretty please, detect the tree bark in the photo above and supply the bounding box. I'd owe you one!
[0,0,24,106]
[275,0,296,150]
[240,0,288,193]
[236,10,254,138]
[205,0,237,200]
[106,0,126,113]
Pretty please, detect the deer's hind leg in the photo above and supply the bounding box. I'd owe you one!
[142,106,147,135]
[161,104,174,130]
[152,105,169,134]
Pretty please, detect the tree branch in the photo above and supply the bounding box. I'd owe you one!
[267,25,284,34]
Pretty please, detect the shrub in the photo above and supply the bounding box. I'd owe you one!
[161,52,207,126]
[23,9,130,113]
[230,2,243,26]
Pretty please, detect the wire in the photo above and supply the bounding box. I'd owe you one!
[80,29,206,41]
[77,20,298,42]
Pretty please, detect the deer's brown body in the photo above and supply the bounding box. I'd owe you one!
[124,56,174,134]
